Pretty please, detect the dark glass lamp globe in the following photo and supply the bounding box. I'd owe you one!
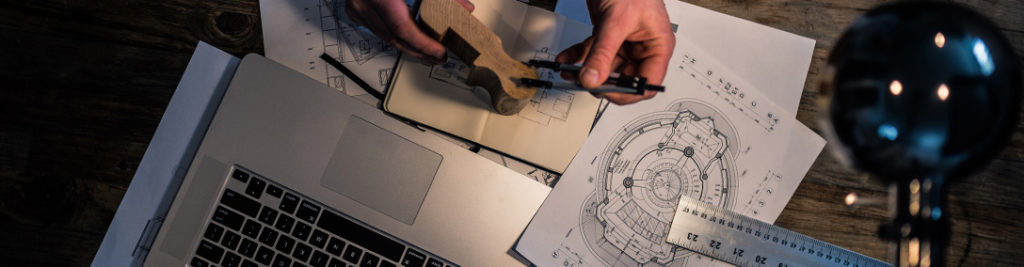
[822,1,1020,266]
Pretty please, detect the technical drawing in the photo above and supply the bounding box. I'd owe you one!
[378,68,393,87]
[678,53,779,132]
[575,99,738,266]
[315,0,397,93]
[426,47,580,126]
[552,245,585,267]
[517,47,575,126]
[742,170,782,217]
[322,0,396,64]
[428,56,473,90]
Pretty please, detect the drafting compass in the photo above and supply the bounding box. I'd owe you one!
[520,59,666,94]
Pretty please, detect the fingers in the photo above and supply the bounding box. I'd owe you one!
[454,0,475,12]
[345,0,447,63]
[556,38,592,81]
[603,90,657,105]
[633,37,674,85]
[580,10,633,88]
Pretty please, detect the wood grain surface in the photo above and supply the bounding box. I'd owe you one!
[0,0,1020,266]
[420,0,539,115]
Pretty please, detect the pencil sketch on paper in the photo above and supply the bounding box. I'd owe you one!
[518,47,575,126]
[559,99,738,266]
[318,0,398,91]
[427,47,578,126]
[742,170,782,217]
[678,54,779,132]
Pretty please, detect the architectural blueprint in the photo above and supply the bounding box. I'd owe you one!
[260,0,399,97]
[516,37,825,266]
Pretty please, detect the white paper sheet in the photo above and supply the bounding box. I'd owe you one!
[554,0,816,115]
[260,0,399,97]
[92,42,239,267]
[516,37,825,267]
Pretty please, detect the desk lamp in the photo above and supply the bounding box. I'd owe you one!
[821,1,1021,266]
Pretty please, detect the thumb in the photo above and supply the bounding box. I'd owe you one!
[454,0,474,12]
[579,24,628,88]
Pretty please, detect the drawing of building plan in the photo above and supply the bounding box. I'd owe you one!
[260,0,399,97]
[383,0,602,173]
[516,37,825,266]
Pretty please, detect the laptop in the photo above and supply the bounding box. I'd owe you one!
[142,54,550,267]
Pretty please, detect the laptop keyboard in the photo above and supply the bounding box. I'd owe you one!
[189,167,455,267]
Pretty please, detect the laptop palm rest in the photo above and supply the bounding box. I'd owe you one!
[320,116,442,225]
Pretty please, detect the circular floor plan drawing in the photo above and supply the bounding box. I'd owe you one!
[579,99,738,266]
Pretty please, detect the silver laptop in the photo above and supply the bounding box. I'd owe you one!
[143,54,550,267]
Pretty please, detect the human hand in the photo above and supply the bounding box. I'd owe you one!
[557,0,675,105]
[345,0,475,62]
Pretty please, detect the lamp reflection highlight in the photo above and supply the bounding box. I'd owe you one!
[890,80,904,95]
[934,33,945,48]
[937,84,950,101]
[972,39,995,75]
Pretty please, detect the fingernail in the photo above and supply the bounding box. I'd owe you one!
[580,67,599,87]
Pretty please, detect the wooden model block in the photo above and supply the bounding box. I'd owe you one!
[419,0,539,115]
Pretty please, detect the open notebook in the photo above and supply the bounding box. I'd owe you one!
[383,0,598,173]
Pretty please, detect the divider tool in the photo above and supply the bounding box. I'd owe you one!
[521,59,666,94]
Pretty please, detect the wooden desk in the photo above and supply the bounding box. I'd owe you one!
[0,0,1020,265]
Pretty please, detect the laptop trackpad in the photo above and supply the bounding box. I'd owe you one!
[321,116,442,225]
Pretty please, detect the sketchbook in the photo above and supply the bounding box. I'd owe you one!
[383,0,600,173]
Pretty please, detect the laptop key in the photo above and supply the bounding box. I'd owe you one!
[221,231,242,250]
[276,214,296,232]
[380,260,397,267]
[231,169,250,183]
[325,237,345,256]
[343,245,363,264]
[292,222,312,241]
[246,177,266,199]
[221,189,261,217]
[360,253,380,267]
[293,243,313,262]
[296,200,321,223]
[310,251,329,267]
[280,193,300,214]
[259,227,279,246]
[239,239,258,257]
[242,219,262,238]
[191,257,210,267]
[272,253,293,267]
[327,258,345,267]
[266,184,283,198]
[196,240,225,263]
[259,206,279,225]
[213,206,244,230]
[275,235,296,254]
[425,258,443,267]
[222,252,241,267]
[292,262,308,267]
[310,230,329,249]
[241,259,258,267]
[400,249,426,267]
[204,223,224,242]
[319,210,405,262]
[255,246,276,265]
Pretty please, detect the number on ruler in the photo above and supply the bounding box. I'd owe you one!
[732,248,744,257]
[755,255,768,265]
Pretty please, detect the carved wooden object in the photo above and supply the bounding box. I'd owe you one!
[419,0,538,115]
